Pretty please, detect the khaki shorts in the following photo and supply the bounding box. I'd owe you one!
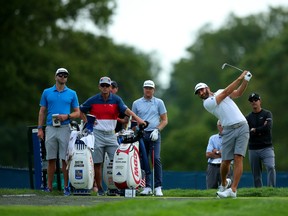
[45,125,70,160]
[92,129,118,164]
[221,123,249,160]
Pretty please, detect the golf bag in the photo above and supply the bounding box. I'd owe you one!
[112,122,149,189]
[103,152,118,190]
[66,114,95,193]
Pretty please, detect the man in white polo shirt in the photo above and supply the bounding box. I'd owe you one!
[195,70,252,198]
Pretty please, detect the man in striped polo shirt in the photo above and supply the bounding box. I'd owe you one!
[80,76,145,196]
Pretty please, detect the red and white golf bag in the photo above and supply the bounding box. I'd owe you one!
[112,130,142,189]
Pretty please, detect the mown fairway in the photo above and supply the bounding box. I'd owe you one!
[1,188,288,216]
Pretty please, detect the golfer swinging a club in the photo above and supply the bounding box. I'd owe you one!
[195,69,252,198]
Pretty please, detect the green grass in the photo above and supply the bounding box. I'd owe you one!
[1,188,288,216]
[1,187,288,197]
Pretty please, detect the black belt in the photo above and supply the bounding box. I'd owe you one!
[47,125,69,128]
[208,163,221,167]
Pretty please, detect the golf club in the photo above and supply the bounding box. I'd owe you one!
[222,63,243,72]
[152,144,155,196]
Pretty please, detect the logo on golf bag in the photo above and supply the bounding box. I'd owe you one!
[75,170,83,180]
[130,148,141,184]
[112,142,142,189]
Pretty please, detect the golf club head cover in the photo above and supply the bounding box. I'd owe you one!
[86,114,96,133]
[244,71,252,81]
[150,128,159,141]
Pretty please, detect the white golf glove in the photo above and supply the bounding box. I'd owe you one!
[150,129,159,141]
[244,71,252,81]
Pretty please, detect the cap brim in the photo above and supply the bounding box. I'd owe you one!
[194,88,203,94]
[56,72,69,76]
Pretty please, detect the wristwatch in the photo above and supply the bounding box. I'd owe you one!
[216,151,220,155]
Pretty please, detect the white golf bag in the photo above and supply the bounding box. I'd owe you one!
[103,152,118,190]
[66,115,95,192]
[112,129,142,189]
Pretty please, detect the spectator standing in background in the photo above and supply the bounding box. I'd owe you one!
[246,93,276,187]
[132,80,168,196]
[206,120,233,189]
[110,80,129,132]
[37,68,80,196]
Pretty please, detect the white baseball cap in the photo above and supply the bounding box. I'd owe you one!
[55,68,69,76]
[143,80,155,88]
[99,76,111,85]
[194,82,208,94]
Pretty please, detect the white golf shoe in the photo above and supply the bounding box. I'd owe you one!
[155,186,163,196]
[140,187,152,195]
[216,188,237,198]
[218,178,232,192]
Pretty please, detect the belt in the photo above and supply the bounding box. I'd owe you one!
[47,124,69,128]
[224,121,246,129]
[95,129,115,135]
[208,163,221,167]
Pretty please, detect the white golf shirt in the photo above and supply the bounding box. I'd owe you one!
[203,89,246,127]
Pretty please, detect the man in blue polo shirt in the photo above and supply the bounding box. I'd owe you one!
[80,76,146,196]
[132,80,168,196]
[206,120,233,189]
[37,68,80,196]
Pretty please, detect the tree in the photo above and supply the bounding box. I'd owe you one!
[0,0,159,167]
[0,0,116,122]
[162,7,288,171]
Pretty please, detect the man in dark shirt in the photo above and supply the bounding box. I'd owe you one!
[111,81,129,132]
[246,93,276,187]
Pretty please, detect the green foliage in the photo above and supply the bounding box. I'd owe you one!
[0,1,157,167]
[0,0,116,124]
[162,6,288,171]
[163,122,214,171]
[1,2,288,174]
[0,123,28,168]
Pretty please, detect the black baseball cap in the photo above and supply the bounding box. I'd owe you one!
[111,81,118,88]
[248,93,261,102]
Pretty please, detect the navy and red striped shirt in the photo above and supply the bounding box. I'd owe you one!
[80,93,128,131]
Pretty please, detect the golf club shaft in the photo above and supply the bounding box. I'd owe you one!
[223,63,243,72]
[152,144,155,195]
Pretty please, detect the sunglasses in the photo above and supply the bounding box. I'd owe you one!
[249,98,259,102]
[57,73,68,78]
[100,83,111,88]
